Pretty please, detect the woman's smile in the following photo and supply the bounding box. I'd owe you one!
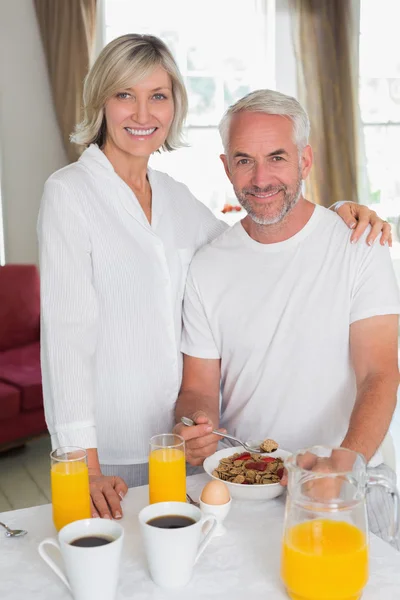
[124,126,158,139]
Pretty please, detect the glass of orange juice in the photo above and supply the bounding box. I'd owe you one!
[50,446,91,531]
[149,434,186,504]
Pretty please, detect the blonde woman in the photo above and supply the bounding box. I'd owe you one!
[37,34,390,520]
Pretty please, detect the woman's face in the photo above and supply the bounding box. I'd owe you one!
[103,66,175,158]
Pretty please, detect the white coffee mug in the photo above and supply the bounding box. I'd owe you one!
[138,501,217,589]
[38,518,124,600]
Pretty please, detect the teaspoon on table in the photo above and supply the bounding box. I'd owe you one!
[186,493,200,508]
[180,416,272,454]
[0,521,27,538]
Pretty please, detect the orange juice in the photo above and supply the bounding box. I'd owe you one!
[51,461,91,531]
[281,519,368,600]
[149,447,186,503]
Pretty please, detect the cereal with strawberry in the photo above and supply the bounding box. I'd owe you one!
[212,445,284,485]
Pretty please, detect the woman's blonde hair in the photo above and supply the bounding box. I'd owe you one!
[71,34,188,151]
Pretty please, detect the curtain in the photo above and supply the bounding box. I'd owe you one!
[290,0,360,207]
[34,0,97,162]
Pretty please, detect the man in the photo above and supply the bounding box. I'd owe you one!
[174,90,400,546]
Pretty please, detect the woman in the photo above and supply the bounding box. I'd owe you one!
[37,34,390,520]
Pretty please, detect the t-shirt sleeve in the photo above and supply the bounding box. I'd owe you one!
[350,241,400,324]
[198,202,229,244]
[181,265,220,359]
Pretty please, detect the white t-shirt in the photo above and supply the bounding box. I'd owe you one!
[38,145,227,464]
[181,205,400,465]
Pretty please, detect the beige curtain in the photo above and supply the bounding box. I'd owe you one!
[34,0,97,162]
[290,0,359,207]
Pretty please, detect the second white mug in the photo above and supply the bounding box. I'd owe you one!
[138,501,217,588]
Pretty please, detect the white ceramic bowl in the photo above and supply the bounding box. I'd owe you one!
[203,444,291,501]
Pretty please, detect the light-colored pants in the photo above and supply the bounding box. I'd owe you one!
[101,463,149,488]
[101,462,203,488]
[366,463,399,551]
[102,462,399,550]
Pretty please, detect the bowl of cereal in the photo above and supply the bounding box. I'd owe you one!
[203,442,291,501]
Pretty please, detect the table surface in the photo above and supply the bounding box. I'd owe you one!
[1,474,399,599]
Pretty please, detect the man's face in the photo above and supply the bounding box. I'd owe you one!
[220,112,312,225]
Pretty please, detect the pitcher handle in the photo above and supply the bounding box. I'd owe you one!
[367,474,400,544]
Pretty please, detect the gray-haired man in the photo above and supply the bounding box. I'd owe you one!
[174,89,400,548]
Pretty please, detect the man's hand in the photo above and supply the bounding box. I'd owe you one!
[334,202,392,246]
[302,457,343,502]
[280,458,343,502]
[280,449,318,487]
[173,411,226,466]
[280,450,356,502]
[89,472,128,520]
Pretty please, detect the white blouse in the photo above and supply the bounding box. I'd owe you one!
[37,145,227,465]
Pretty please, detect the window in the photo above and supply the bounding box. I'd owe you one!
[104,0,276,221]
[359,0,400,244]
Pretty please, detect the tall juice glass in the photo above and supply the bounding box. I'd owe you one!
[51,447,91,531]
[149,434,186,504]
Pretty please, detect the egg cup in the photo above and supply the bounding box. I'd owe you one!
[199,498,232,536]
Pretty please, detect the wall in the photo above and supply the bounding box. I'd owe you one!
[0,0,68,265]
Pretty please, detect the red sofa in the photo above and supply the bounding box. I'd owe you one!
[0,264,46,447]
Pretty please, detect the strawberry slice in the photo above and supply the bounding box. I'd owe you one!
[245,461,267,472]
[236,453,251,461]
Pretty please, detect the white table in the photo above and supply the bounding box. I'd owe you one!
[1,474,399,599]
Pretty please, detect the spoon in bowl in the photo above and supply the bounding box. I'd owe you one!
[0,521,27,538]
[180,416,274,454]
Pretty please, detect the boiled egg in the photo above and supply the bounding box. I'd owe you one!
[201,480,230,505]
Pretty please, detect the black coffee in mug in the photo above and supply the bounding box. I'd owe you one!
[147,515,196,529]
[70,535,115,547]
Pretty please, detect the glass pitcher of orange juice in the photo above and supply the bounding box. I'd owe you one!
[149,434,186,504]
[281,446,399,600]
[51,447,91,531]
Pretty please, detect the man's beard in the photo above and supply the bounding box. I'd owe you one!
[234,174,303,226]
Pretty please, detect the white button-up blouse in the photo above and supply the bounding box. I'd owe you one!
[37,145,227,465]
